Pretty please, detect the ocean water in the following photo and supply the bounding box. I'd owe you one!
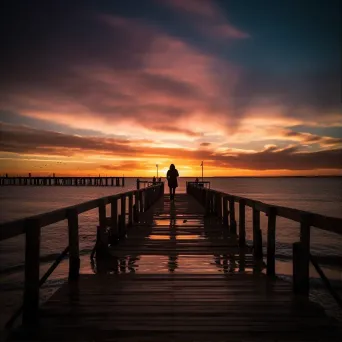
[0,177,342,330]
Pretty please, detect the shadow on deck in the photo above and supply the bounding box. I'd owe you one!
[9,194,341,341]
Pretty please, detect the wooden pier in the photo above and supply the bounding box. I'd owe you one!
[0,176,125,186]
[1,183,342,341]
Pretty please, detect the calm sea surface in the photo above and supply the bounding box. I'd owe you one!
[1,177,342,328]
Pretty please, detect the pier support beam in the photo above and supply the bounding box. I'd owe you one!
[67,209,80,280]
[23,218,41,326]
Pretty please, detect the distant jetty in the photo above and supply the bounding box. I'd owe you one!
[0,175,125,187]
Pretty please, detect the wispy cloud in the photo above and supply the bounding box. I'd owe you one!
[1,123,341,172]
[159,0,250,39]
[0,13,241,139]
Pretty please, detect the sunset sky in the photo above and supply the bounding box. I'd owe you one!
[0,0,341,177]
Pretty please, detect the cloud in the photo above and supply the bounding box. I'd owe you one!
[0,123,139,156]
[282,130,342,147]
[100,162,145,171]
[231,68,342,125]
[0,10,241,138]
[216,146,342,171]
[159,0,250,39]
[148,125,202,137]
[1,123,341,171]
[200,142,211,146]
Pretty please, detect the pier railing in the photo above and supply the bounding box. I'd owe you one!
[186,181,211,189]
[187,183,342,307]
[0,183,164,329]
[0,176,125,187]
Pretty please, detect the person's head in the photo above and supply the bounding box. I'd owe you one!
[170,164,175,170]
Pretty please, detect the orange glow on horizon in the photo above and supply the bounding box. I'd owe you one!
[1,156,341,178]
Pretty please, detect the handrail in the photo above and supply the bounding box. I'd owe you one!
[0,186,162,241]
[5,246,70,330]
[0,176,125,187]
[186,181,211,189]
[186,183,342,308]
[186,183,341,234]
[1,182,164,329]
[136,179,164,190]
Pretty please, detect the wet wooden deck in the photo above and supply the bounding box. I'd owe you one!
[10,194,341,341]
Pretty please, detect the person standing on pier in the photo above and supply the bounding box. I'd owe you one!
[166,164,179,201]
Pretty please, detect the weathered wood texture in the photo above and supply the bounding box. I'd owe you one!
[9,194,342,341]
[19,274,338,342]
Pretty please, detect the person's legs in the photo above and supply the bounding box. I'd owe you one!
[169,186,172,200]
[172,187,176,200]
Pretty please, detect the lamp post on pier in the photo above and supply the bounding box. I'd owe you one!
[200,161,203,181]
[156,164,159,178]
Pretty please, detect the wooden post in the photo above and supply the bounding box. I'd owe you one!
[134,191,139,222]
[97,199,107,254]
[223,196,228,227]
[216,193,222,218]
[116,214,121,238]
[120,195,126,237]
[23,218,41,326]
[229,197,237,234]
[67,208,80,280]
[253,208,263,260]
[266,207,276,276]
[149,188,153,207]
[145,189,149,211]
[139,191,144,213]
[98,199,106,228]
[128,193,133,226]
[239,199,246,247]
[205,190,210,215]
[209,192,214,215]
[293,242,307,295]
[110,197,118,243]
[293,217,311,295]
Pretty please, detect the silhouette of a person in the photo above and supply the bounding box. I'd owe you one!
[166,164,179,201]
[152,176,156,185]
